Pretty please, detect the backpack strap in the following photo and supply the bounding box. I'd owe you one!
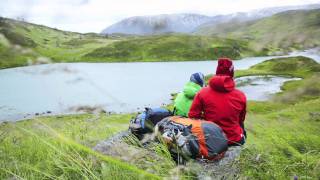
[172,107,177,115]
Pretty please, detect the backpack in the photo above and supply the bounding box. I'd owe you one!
[155,116,228,160]
[129,107,172,140]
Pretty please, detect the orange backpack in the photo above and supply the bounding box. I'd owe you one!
[157,116,228,160]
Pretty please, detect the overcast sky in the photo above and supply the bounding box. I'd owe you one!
[0,0,319,33]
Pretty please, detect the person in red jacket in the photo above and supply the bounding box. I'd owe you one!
[188,58,247,146]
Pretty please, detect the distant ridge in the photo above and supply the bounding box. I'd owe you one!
[101,3,320,35]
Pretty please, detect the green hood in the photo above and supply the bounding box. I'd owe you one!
[174,81,202,117]
[183,82,202,99]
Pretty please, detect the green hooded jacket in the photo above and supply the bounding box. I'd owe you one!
[174,82,202,117]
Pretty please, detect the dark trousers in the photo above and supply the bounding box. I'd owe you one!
[228,123,247,146]
[229,135,246,146]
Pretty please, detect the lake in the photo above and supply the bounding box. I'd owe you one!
[0,49,319,122]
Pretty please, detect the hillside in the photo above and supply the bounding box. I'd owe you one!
[196,9,320,54]
[83,34,254,62]
[0,17,121,68]
[1,56,319,179]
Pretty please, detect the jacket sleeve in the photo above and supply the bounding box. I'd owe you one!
[239,101,246,124]
[239,95,247,137]
[188,92,203,119]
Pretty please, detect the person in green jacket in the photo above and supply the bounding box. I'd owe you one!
[174,72,205,117]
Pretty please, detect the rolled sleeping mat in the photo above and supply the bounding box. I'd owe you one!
[129,107,172,140]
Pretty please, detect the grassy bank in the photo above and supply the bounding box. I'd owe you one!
[1,56,319,179]
[235,56,320,78]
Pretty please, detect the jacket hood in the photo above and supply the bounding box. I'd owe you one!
[209,75,235,92]
[216,58,234,78]
[183,82,201,99]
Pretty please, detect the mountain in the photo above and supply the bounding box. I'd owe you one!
[101,4,320,35]
[195,9,320,54]
[101,14,212,35]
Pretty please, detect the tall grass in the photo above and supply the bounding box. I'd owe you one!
[0,118,160,179]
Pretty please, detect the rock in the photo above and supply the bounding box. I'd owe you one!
[255,154,261,161]
[94,131,175,174]
[196,146,242,179]
[94,131,130,152]
[309,112,320,121]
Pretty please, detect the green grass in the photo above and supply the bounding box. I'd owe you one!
[0,113,170,179]
[240,98,320,179]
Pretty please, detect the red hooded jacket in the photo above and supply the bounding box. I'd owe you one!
[188,75,246,144]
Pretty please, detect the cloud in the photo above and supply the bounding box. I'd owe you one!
[0,0,319,33]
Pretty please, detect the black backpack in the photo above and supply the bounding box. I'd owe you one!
[129,107,172,140]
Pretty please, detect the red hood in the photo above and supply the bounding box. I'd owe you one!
[209,75,235,92]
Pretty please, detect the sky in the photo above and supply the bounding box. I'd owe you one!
[0,0,319,33]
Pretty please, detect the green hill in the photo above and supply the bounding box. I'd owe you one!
[196,9,320,54]
[0,17,258,69]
